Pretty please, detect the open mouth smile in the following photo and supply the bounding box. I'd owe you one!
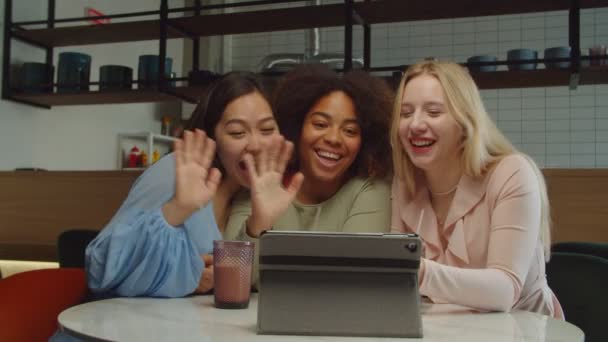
[314,148,343,167]
[409,138,436,153]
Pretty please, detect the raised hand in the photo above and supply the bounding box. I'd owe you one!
[244,135,304,237]
[163,129,222,226]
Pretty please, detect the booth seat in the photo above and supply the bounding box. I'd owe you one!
[0,268,88,342]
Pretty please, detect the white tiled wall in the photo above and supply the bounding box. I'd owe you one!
[480,85,608,168]
[224,4,608,168]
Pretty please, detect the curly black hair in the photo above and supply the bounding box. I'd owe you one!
[273,64,394,179]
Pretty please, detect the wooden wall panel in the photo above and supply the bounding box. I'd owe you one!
[0,171,140,261]
[0,169,606,261]
[543,169,608,243]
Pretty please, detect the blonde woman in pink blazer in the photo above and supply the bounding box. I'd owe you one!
[390,60,563,319]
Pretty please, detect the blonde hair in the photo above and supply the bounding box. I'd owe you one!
[389,60,551,259]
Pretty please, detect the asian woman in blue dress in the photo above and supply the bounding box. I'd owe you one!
[85,71,289,298]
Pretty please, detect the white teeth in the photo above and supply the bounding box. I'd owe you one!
[317,150,341,160]
[411,140,434,147]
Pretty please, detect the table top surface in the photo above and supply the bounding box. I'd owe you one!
[59,294,583,342]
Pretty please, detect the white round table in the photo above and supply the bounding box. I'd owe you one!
[58,294,583,342]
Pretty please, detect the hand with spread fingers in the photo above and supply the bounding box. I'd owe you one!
[243,135,304,237]
[162,129,222,226]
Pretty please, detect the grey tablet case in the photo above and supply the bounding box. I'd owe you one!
[256,231,423,338]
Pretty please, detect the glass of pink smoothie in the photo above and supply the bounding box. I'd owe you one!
[213,240,254,309]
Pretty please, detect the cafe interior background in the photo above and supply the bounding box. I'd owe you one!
[0,0,606,337]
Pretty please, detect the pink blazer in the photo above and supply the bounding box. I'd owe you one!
[391,154,563,319]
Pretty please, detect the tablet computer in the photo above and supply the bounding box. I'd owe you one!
[256,231,423,338]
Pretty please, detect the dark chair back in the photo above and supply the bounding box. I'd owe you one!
[547,252,608,342]
[552,242,608,261]
[57,229,99,268]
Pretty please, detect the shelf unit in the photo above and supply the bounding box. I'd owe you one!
[3,0,608,108]
[118,132,176,170]
[9,85,209,107]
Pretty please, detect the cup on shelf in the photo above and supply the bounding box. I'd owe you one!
[138,55,173,89]
[213,240,254,309]
[18,62,53,93]
[589,45,607,66]
[544,46,571,69]
[57,52,92,93]
[169,72,177,88]
[506,49,538,71]
[99,65,133,90]
[467,55,498,72]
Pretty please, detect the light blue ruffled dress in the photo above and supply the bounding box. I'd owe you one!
[86,153,221,298]
[50,153,221,341]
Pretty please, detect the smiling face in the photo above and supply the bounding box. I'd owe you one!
[215,91,278,188]
[298,91,362,190]
[398,74,463,171]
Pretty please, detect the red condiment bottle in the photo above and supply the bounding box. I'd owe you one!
[127,146,140,168]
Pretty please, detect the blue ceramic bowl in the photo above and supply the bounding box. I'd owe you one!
[467,55,498,72]
[507,49,538,71]
[138,55,173,88]
[57,52,91,93]
[99,65,133,90]
[544,47,571,69]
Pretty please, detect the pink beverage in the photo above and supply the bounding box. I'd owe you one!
[213,240,254,309]
[214,263,253,304]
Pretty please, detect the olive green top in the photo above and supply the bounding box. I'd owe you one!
[223,176,391,285]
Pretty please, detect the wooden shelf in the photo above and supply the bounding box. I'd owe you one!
[13,0,608,48]
[6,1,608,108]
[472,69,571,89]
[473,66,608,89]
[382,66,608,90]
[12,20,184,47]
[356,0,608,25]
[10,66,608,107]
[175,3,346,37]
[10,85,210,107]
[12,3,346,47]
[580,65,608,84]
